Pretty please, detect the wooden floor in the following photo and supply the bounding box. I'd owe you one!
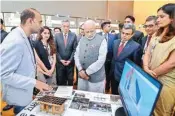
[1,101,14,116]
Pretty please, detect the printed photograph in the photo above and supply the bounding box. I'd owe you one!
[69,97,90,111]
[74,93,85,98]
[88,101,112,112]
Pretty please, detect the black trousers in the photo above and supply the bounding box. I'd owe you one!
[111,75,120,95]
[105,59,112,90]
[56,62,74,86]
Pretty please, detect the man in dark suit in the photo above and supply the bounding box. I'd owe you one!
[124,15,144,43]
[98,21,116,92]
[55,20,77,85]
[0,19,8,43]
[111,24,142,95]
[141,16,158,54]
[114,23,123,40]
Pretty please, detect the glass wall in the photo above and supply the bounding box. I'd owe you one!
[1,12,119,34]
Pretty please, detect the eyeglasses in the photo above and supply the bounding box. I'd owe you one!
[144,24,154,28]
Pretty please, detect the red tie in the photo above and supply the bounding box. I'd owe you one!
[64,34,67,46]
[117,42,125,56]
[146,35,152,47]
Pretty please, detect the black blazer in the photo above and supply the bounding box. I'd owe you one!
[132,30,144,43]
[0,30,8,43]
[55,32,77,64]
[34,40,51,78]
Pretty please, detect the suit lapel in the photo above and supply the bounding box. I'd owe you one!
[118,40,132,58]
[60,33,66,49]
[66,32,72,49]
[143,36,148,45]
[18,27,35,67]
[114,40,121,59]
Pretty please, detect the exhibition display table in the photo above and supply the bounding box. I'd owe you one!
[17,86,122,116]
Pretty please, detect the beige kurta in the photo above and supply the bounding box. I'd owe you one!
[148,36,175,116]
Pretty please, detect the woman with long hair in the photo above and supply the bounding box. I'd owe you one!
[34,26,56,85]
[143,3,175,116]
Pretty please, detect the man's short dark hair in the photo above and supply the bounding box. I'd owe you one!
[125,15,135,23]
[111,30,115,33]
[20,8,38,25]
[101,21,111,29]
[119,23,124,30]
[145,15,157,23]
[1,19,4,25]
[54,27,61,32]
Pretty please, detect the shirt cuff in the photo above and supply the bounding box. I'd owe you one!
[85,69,92,76]
[78,67,83,72]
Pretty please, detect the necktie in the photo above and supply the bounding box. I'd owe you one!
[64,34,67,46]
[117,42,125,56]
[146,35,152,47]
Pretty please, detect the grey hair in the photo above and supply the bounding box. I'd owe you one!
[123,23,136,34]
[62,19,70,24]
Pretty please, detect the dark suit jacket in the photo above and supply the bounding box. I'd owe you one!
[115,33,121,40]
[77,35,82,43]
[111,39,142,81]
[140,35,148,52]
[0,30,8,43]
[132,30,144,43]
[98,32,116,60]
[34,40,51,78]
[55,32,77,64]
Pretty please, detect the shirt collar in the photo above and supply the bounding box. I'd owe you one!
[18,26,28,39]
[102,32,108,36]
[120,40,128,46]
[63,32,68,36]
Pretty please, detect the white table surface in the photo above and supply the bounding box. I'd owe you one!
[17,90,122,116]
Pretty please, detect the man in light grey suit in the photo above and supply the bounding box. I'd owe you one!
[0,8,51,115]
[55,20,77,85]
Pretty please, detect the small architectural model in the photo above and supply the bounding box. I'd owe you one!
[37,95,67,115]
